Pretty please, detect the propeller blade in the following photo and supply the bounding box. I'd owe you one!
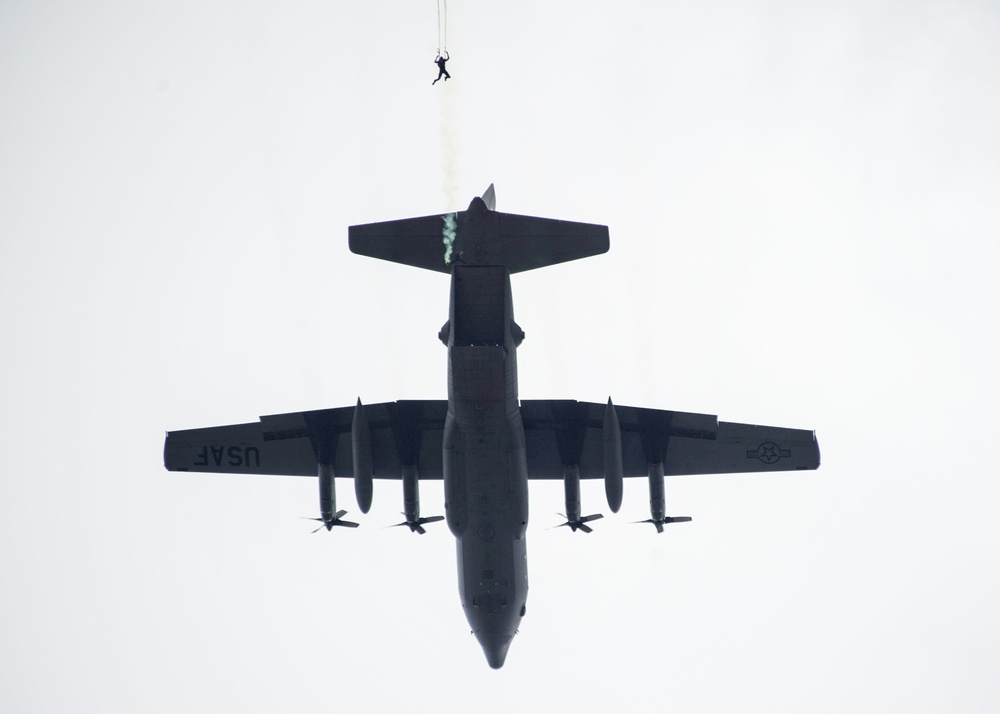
[303,513,358,531]
[554,513,604,533]
[635,516,691,533]
[390,514,445,534]
[304,516,328,533]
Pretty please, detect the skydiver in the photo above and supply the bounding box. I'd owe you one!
[432,52,451,84]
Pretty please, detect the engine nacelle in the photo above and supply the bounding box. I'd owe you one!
[557,463,603,533]
[318,461,336,521]
[563,464,582,522]
[309,461,358,530]
[643,462,692,533]
[395,463,444,534]
[352,398,374,513]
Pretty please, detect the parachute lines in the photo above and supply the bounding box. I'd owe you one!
[436,0,447,54]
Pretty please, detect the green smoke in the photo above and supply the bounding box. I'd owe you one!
[442,212,457,264]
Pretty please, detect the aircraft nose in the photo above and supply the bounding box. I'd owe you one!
[475,630,513,669]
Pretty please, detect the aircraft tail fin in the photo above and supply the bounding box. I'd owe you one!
[348,185,609,274]
[481,183,496,211]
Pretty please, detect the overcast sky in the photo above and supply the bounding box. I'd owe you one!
[2,1,999,711]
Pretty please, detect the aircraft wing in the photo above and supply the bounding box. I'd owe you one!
[165,398,818,480]
[520,399,820,479]
[164,401,448,479]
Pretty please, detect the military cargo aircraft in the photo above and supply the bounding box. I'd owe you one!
[164,185,820,668]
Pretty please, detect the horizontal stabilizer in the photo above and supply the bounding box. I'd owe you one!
[349,213,456,273]
[349,185,608,274]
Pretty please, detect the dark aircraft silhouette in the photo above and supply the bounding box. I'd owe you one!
[164,185,820,669]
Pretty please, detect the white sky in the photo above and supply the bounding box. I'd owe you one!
[2,1,999,711]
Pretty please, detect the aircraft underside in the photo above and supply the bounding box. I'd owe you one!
[162,185,820,668]
[443,263,530,667]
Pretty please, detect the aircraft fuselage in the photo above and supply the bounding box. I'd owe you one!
[163,186,822,669]
[441,264,528,669]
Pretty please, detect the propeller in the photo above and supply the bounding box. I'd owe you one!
[391,514,445,535]
[554,513,604,533]
[304,509,360,532]
[636,516,692,534]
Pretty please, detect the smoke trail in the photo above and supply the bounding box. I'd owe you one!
[442,212,457,264]
[436,8,457,265]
